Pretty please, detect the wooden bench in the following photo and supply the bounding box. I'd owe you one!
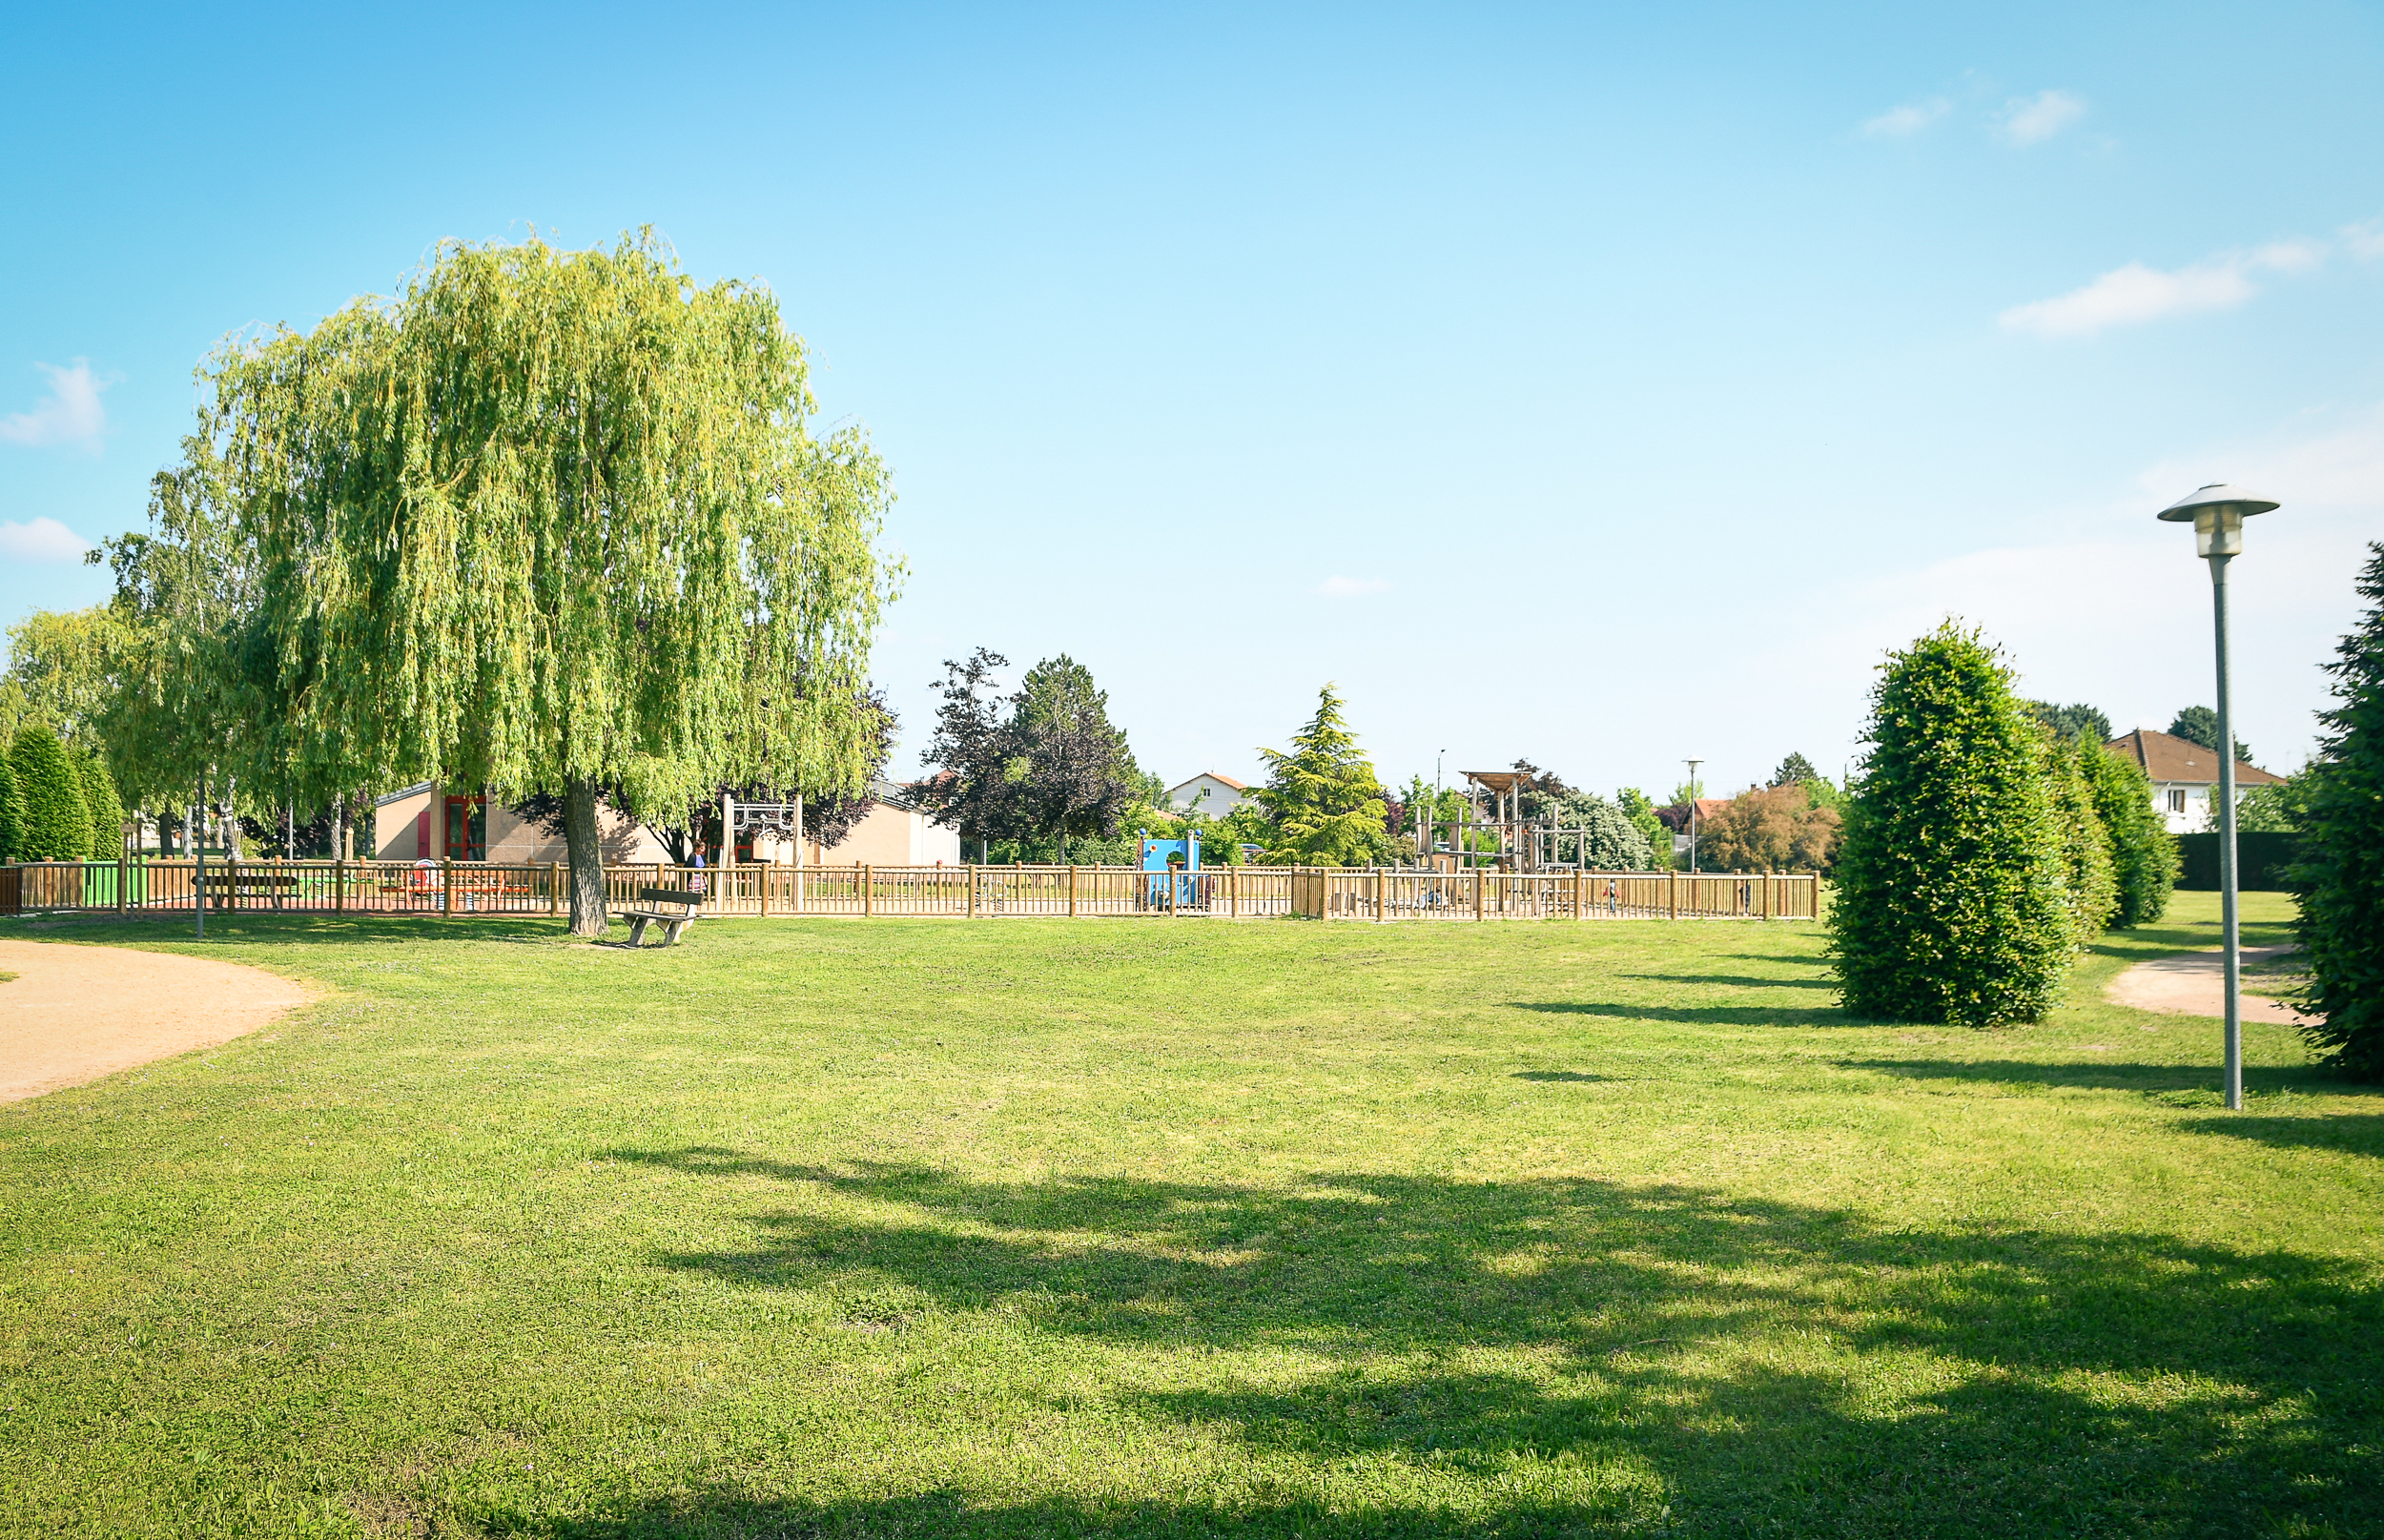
[621,886,703,947]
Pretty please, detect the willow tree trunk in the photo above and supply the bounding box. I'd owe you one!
[564,776,609,936]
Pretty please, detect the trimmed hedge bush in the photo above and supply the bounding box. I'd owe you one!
[8,725,93,863]
[0,748,20,861]
[1829,623,2074,1027]
[2086,738,2176,925]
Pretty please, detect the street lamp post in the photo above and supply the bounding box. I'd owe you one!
[1683,757,1703,874]
[2158,483,2279,1112]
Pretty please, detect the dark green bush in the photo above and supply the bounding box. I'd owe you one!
[1829,623,2074,1027]
[8,726,93,863]
[72,747,126,858]
[0,749,21,861]
[2085,737,2177,927]
[2291,543,2384,1080]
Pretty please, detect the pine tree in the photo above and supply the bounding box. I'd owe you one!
[1828,624,2075,1026]
[2291,543,2384,1079]
[72,748,126,858]
[2084,739,2176,928]
[9,726,94,862]
[1255,684,1390,865]
[1012,655,1135,864]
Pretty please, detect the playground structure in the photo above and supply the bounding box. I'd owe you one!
[1138,829,1201,908]
[1419,770,1634,873]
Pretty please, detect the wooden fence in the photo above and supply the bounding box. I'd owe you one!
[0,859,1817,923]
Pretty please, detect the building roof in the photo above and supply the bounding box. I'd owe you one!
[1463,770,1528,792]
[1169,771,1246,793]
[2104,729,2283,787]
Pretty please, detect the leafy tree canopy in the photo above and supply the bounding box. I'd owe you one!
[1695,783,1840,873]
[2,606,130,746]
[140,233,894,934]
[2026,700,2113,746]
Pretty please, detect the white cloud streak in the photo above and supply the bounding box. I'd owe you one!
[2000,239,2328,338]
[0,360,109,450]
[0,517,92,562]
[1317,575,1391,597]
[1861,97,1949,138]
[1996,89,2086,146]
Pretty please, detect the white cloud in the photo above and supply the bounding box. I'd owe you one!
[0,360,109,451]
[1318,575,1391,597]
[0,517,92,562]
[1996,89,2086,146]
[2000,241,2325,338]
[2342,216,2384,260]
[1861,97,1949,138]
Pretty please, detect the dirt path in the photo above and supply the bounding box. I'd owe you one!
[0,937,316,1104]
[2106,944,2306,1023]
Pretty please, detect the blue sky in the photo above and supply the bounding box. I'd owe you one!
[5,3,2381,799]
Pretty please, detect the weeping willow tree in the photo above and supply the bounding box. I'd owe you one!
[168,233,894,933]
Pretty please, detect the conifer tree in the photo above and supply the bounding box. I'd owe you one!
[1828,624,2074,1026]
[2292,543,2384,1079]
[1255,684,1390,865]
[0,749,20,861]
[9,726,94,863]
[72,749,126,859]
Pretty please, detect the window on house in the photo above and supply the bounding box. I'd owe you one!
[2168,790,2188,813]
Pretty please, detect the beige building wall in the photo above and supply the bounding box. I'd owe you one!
[371,786,669,864]
[747,800,962,867]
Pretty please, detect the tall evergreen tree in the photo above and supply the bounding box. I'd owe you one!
[9,726,94,863]
[2168,705,2252,766]
[2291,543,2384,1079]
[72,749,126,859]
[152,234,893,934]
[1828,624,2074,1026]
[1255,684,1389,865]
[2084,740,2176,927]
[0,748,20,861]
[2025,700,2114,746]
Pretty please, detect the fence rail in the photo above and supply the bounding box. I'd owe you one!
[0,859,1817,923]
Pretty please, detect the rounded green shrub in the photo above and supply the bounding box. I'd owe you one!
[2049,736,2116,939]
[9,726,94,863]
[72,748,126,858]
[1828,623,2074,1027]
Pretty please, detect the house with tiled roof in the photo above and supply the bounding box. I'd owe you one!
[1167,771,1248,817]
[2104,729,2284,834]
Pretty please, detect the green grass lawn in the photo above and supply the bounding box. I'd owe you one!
[1,893,2375,1538]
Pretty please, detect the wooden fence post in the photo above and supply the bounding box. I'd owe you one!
[1667,871,1677,920]
[334,858,345,914]
[1471,868,1483,921]
[117,849,128,914]
[1228,866,1238,919]
[968,865,977,919]
[1068,865,1078,917]
[442,856,454,916]
[864,864,873,917]
[548,862,561,916]
[1572,867,1583,920]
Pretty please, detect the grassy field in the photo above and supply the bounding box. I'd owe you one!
[0,893,2375,1538]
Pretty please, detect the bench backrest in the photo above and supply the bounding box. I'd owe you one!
[635,887,704,909]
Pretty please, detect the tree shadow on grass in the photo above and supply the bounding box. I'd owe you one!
[23,914,579,947]
[1841,1057,2340,1097]
[2177,1112,2384,1156]
[1613,973,1839,991]
[1511,999,1863,1029]
[566,1146,2383,1538]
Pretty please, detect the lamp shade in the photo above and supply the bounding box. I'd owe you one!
[2157,483,2279,523]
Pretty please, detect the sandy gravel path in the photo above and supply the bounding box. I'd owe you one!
[0,937,315,1104]
[2106,944,2305,1023]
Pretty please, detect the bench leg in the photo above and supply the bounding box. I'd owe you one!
[627,916,650,947]
[664,919,685,946]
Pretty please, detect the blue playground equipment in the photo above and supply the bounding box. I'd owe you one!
[1138,829,1201,908]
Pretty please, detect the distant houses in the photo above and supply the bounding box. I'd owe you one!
[369,782,960,866]
[1167,772,1248,817]
[2104,729,2284,833]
